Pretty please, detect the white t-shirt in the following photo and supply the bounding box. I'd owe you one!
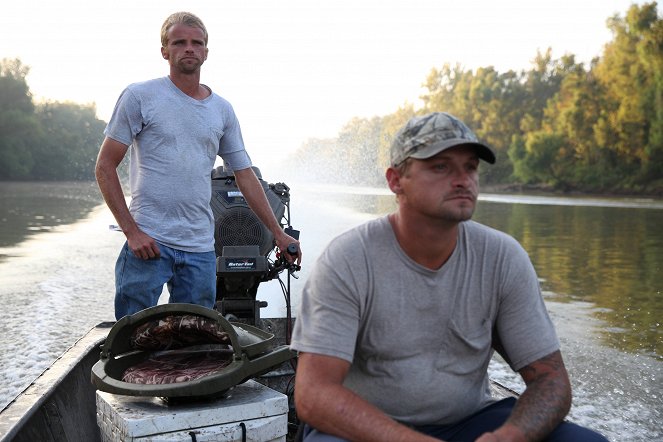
[104,76,252,252]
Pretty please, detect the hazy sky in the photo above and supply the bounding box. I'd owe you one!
[1,0,645,173]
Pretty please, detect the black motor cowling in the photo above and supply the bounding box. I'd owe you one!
[211,166,289,257]
[210,165,293,324]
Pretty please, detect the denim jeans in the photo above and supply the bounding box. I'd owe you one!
[301,397,609,442]
[114,241,216,320]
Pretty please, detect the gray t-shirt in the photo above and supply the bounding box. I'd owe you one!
[290,216,559,426]
[104,77,252,252]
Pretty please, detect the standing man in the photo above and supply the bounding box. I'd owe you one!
[290,113,606,441]
[96,12,300,320]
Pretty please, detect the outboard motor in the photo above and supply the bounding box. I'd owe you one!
[211,165,299,325]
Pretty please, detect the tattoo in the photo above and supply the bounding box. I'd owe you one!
[507,351,572,441]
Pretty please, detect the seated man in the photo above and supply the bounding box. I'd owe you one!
[289,112,608,441]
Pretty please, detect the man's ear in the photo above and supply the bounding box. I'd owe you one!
[386,167,403,194]
[161,47,169,60]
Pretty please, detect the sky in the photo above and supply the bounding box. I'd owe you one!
[1,0,647,176]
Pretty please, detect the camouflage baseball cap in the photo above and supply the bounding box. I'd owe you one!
[390,112,496,166]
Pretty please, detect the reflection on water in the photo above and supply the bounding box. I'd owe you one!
[0,181,103,253]
[474,202,663,360]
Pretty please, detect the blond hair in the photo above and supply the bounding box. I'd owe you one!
[160,12,208,47]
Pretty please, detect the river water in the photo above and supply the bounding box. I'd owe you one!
[0,180,661,441]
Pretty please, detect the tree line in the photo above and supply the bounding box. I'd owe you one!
[288,2,663,195]
[0,58,106,181]
[1,3,661,194]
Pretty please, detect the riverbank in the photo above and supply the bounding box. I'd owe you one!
[482,182,663,199]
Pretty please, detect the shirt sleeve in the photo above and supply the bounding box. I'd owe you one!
[104,88,143,146]
[217,103,252,171]
[290,232,365,363]
[221,150,252,172]
[495,239,560,371]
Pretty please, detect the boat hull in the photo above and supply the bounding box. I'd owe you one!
[0,323,112,442]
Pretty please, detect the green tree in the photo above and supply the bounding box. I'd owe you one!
[421,63,470,117]
[1,58,107,181]
[33,101,106,180]
[594,2,663,186]
[540,61,627,190]
[516,131,567,186]
[0,58,41,179]
[518,50,574,131]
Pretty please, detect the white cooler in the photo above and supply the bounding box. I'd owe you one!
[96,380,288,441]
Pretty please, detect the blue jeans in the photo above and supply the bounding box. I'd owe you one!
[114,241,216,320]
[301,397,608,442]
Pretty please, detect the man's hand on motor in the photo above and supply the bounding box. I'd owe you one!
[275,232,301,265]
